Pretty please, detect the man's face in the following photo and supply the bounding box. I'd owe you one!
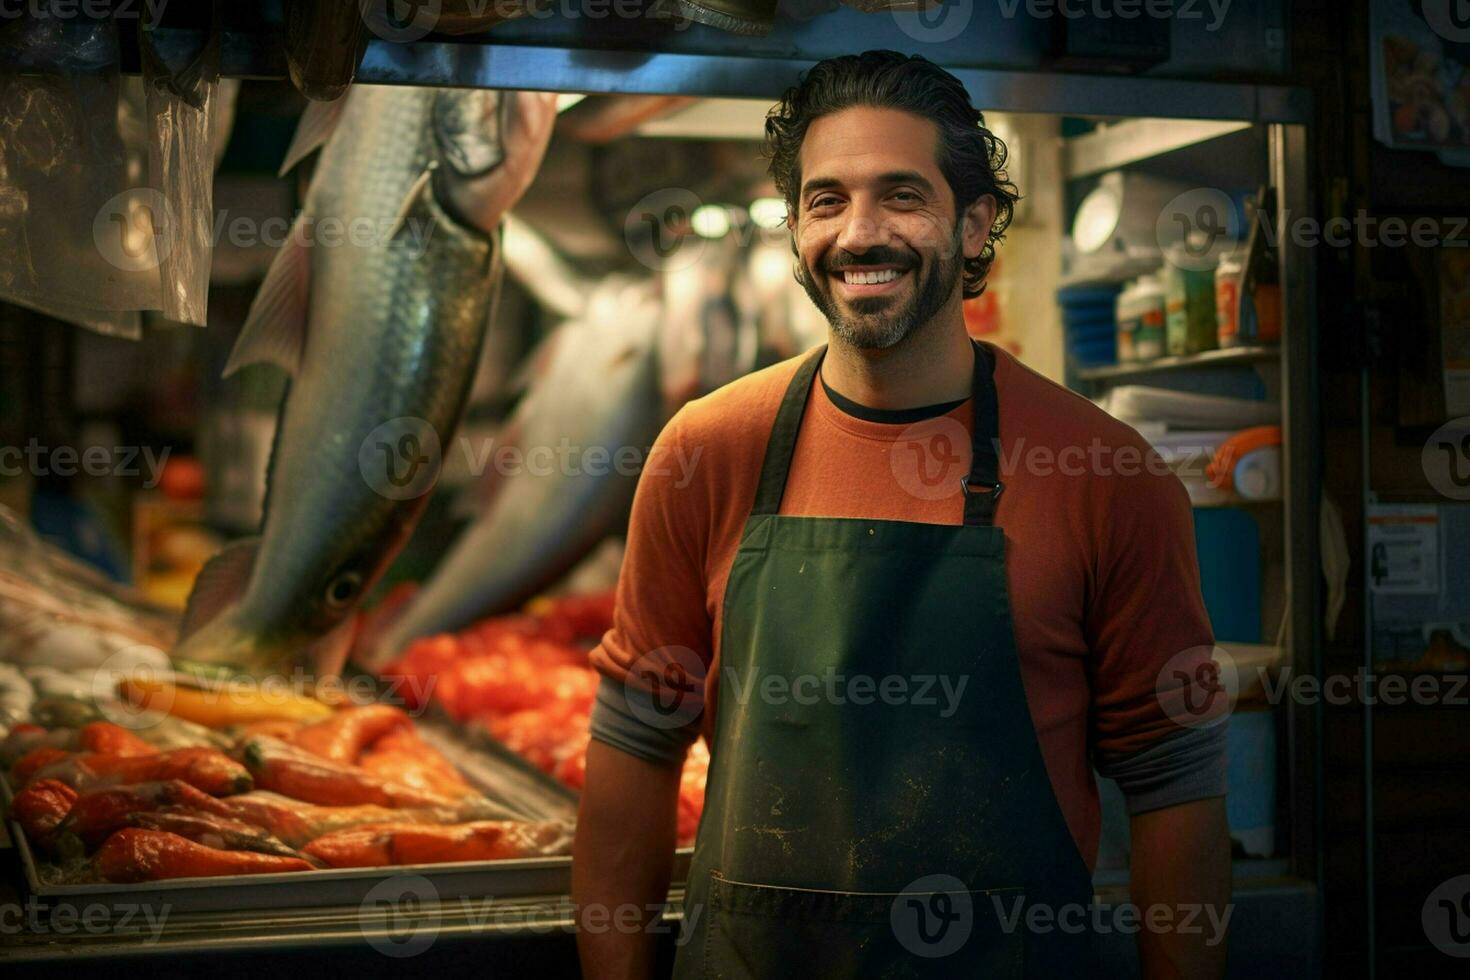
[788,107,988,351]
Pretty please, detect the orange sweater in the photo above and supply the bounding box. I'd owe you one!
[590,343,1215,866]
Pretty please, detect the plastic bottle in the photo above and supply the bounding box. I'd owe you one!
[1134,273,1167,361]
[1215,251,1245,348]
[1164,241,1219,356]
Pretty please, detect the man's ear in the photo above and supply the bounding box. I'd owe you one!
[961,194,997,261]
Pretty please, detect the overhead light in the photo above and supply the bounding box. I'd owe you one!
[691,205,731,239]
[748,197,787,229]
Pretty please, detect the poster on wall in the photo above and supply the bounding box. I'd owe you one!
[1369,0,1470,157]
[1367,503,1441,594]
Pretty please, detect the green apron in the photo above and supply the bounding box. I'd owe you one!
[673,341,1094,979]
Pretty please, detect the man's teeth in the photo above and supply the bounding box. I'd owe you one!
[842,269,901,285]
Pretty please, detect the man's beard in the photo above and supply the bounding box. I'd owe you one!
[796,224,965,351]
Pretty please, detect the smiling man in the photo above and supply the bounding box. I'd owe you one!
[573,51,1231,979]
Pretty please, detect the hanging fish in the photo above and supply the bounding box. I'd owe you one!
[365,278,665,668]
[172,85,557,678]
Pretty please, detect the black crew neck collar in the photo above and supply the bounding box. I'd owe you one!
[818,371,970,425]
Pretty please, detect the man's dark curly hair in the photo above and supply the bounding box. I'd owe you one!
[765,50,1019,299]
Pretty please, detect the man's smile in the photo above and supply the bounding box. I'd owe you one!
[828,263,914,299]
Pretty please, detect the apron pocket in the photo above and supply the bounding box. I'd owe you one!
[698,871,1024,980]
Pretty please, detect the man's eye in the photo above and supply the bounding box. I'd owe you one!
[809,196,839,210]
[891,191,920,203]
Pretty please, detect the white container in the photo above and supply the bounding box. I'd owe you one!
[1132,274,1167,361]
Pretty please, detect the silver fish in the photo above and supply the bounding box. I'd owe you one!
[367,277,665,667]
[173,85,556,677]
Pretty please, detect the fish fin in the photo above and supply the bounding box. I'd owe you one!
[385,165,437,242]
[226,224,311,379]
[179,538,260,643]
[308,612,359,680]
[279,93,350,177]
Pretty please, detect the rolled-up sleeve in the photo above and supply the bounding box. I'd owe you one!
[1086,443,1225,812]
[1096,723,1227,815]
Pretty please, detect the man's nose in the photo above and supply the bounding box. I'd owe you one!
[834,198,891,255]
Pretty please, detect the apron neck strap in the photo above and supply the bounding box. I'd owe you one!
[750,345,825,517]
[750,339,1004,527]
[962,339,1004,527]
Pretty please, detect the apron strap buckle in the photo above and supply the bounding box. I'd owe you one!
[960,476,1004,498]
[960,476,1004,525]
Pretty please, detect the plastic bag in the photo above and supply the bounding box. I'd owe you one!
[0,6,235,337]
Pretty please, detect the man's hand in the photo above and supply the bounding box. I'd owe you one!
[1128,796,1232,979]
[572,739,684,980]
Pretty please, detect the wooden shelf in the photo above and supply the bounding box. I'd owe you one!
[1076,345,1280,383]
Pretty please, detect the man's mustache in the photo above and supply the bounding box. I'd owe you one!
[821,247,918,274]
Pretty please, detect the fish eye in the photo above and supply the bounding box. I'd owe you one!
[325,571,363,608]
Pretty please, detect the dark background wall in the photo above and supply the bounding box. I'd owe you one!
[1292,1,1470,975]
